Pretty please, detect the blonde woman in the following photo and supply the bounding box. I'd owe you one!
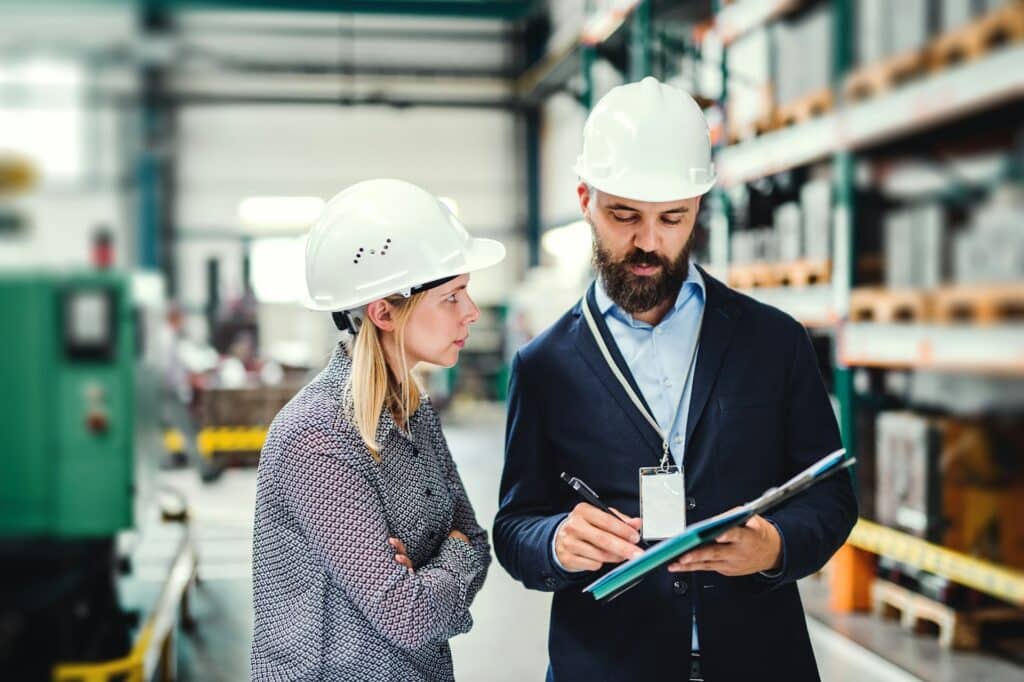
[251,179,505,681]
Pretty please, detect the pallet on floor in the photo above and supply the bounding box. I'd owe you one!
[773,89,833,128]
[849,288,933,323]
[929,2,1024,70]
[932,283,1024,324]
[844,50,930,103]
[872,578,1024,650]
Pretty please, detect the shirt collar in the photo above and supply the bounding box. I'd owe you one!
[594,258,705,325]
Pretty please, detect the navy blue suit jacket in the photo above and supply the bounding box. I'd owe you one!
[494,268,857,681]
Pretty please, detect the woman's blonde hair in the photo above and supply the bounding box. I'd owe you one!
[344,291,428,461]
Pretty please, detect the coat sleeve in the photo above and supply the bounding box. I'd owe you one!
[493,351,596,592]
[761,323,858,586]
[421,407,492,603]
[275,436,480,649]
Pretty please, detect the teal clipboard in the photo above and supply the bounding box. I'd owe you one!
[583,448,854,602]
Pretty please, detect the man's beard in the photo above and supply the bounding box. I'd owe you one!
[593,233,692,315]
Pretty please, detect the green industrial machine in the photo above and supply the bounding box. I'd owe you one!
[1,271,136,537]
[0,269,161,679]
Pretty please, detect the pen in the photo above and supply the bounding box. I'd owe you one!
[560,472,629,523]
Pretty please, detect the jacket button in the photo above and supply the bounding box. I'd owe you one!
[544,577,556,589]
[686,497,696,511]
[673,579,688,595]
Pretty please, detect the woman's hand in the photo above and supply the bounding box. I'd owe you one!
[388,537,413,573]
[448,529,470,544]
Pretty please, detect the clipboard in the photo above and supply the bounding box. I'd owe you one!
[583,448,855,602]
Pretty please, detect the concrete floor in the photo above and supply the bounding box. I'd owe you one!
[160,403,1017,681]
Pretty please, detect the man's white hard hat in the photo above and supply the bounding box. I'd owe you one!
[574,76,716,202]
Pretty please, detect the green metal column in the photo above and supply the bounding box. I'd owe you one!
[629,0,652,81]
[832,0,857,461]
[710,0,731,273]
[580,44,596,110]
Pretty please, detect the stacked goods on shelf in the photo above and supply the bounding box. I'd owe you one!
[884,203,950,289]
[875,411,1024,569]
[848,0,933,100]
[772,2,833,125]
[954,185,1024,284]
[800,178,832,262]
[775,202,802,262]
[875,411,944,541]
[725,27,773,142]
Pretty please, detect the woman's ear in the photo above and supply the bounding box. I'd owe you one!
[365,299,395,332]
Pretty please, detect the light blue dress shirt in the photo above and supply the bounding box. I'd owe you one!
[554,259,706,651]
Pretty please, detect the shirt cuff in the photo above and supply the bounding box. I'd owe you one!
[758,518,787,579]
[550,516,585,574]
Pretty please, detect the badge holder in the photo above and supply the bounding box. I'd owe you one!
[639,451,687,542]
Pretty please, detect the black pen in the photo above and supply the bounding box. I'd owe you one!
[560,472,629,523]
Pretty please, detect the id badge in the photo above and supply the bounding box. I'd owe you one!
[639,466,687,541]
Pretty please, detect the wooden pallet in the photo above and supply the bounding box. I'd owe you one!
[844,49,930,102]
[728,262,782,289]
[849,287,933,323]
[930,2,1024,69]
[872,578,1024,649]
[778,259,832,287]
[932,283,1024,325]
[774,89,834,128]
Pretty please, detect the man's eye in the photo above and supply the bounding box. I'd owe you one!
[663,218,681,226]
[613,213,637,222]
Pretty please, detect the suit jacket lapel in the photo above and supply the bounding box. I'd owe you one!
[571,286,663,461]
[685,267,740,445]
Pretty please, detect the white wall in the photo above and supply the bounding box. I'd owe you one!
[175,103,527,350]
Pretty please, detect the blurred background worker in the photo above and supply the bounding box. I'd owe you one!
[2,2,1023,680]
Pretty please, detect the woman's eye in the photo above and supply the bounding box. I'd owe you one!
[445,293,459,303]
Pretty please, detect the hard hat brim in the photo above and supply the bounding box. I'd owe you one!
[576,168,716,203]
[302,236,506,313]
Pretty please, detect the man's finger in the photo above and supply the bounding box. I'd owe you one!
[610,507,643,530]
[573,522,644,561]
[561,537,623,565]
[577,504,641,543]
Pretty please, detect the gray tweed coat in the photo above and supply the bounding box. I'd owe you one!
[251,342,491,681]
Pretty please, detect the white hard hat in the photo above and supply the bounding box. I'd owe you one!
[573,76,716,202]
[303,178,505,312]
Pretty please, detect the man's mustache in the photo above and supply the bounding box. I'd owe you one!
[622,249,668,269]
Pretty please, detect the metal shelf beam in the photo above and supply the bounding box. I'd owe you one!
[717,45,1024,186]
[849,519,1024,607]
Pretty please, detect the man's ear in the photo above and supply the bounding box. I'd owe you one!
[365,299,395,332]
[577,182,592,222]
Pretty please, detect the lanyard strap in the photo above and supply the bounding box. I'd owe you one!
[580,289,703,470]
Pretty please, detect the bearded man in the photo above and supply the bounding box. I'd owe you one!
[493,78,856,682]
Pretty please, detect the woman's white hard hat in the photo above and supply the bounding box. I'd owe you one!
[303,178,506,312]
[573,76,716,202]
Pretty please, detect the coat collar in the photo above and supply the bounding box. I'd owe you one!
[570,265,741,459]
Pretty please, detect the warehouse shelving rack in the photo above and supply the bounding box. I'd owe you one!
[711,0,1024,620]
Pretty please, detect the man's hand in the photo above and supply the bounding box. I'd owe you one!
[666,515,782,576]
[555,503,644,572]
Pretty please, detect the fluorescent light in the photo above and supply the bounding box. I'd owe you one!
[237,196,325,232]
